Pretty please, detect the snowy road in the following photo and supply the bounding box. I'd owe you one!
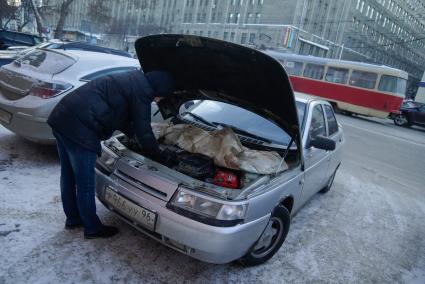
[1,115,425,284]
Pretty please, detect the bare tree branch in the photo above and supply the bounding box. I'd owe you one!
[30,0,44,37]
[54,0,75,39]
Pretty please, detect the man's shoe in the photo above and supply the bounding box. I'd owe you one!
[84,225,119,239]
[65,223,83,230]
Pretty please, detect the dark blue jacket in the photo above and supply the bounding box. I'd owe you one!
[48,70,173,156]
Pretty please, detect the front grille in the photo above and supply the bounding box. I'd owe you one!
[115,170,168,199]
[113,159,179,201]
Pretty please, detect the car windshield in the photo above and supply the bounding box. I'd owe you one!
[184,100,305,145]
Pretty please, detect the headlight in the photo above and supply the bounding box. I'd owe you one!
[97,147,118,173]
[168,187,248,227]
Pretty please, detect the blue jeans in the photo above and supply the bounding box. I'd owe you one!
[53,130,102,234]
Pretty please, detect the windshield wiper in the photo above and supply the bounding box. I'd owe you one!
[179,112,216,128]
[211,122,271,143]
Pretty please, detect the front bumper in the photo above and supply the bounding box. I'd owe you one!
[95,168,270,264]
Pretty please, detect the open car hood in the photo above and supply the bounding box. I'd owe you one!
[135,34,301,151]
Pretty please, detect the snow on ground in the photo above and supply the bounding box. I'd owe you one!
[1,124,425,284]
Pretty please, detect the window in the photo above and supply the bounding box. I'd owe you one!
[15,34,33,45]
[223,32,229,40]
[249,33,255,44]
[80,67,138,82]
[228,13,233,23]
[324,105,338,136]
[325,67,349,84]
[378,75,406,95]
[303,63,325,80]
[241,33,247,44]
[349,70,378,89]
[309,105,326,142]
[284,61,303,76]
[18,50,76,75]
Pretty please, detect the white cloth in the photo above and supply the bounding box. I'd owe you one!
[152,123,288,174]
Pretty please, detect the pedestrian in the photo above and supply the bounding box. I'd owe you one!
[47,70,174,239]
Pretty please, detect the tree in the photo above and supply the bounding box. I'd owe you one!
[14,0,32,32]
[54,0,75,39]
[29,0,44,36]
[0,0,18,28]
[86,0,111,33]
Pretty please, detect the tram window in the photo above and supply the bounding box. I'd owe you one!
[303,63,325,80]
[378,75,407,95]
[325,67,349,84]
[349,70,378,89]
[284,61,303,76]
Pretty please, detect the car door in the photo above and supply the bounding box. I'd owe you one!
[302,103,331,201]
[412,105,425,125]
[323,104,343,176]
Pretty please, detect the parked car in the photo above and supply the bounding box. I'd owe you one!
[0,40,132,67]
[0,48,140,143]
[393,101,425,127]
[95,35,345,265]
[0,29,43,50]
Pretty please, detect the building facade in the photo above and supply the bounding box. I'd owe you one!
[156,0,425,94]
[41,0,425,95]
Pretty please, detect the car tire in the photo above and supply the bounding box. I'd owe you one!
[239,206,290,266]
[320,167,338,194]
[393,114,410,127]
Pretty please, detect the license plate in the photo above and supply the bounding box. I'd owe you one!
[105,186,157,231]
[0,108,12,124]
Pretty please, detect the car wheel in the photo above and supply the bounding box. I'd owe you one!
[393,114,410,127]
[320,168,338,194]
[239,206,290,266]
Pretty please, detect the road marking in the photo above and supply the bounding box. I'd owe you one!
[342,122,425,147]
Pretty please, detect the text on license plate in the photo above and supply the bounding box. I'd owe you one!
[0,109,12,124]
[105,186,156,231]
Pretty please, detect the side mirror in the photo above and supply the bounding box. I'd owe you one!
[310,135,336,151]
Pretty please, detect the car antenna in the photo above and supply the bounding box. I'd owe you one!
[275,138,294,175]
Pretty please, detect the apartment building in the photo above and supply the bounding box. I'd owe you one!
[42,0,425,92]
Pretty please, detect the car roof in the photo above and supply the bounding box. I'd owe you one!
[294,91,330,105]
[0,29,42,39]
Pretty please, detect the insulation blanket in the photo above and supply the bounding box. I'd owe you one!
[152,123,288,174]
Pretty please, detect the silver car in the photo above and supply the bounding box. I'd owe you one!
[95,35,344,265]
[0,48,139,144]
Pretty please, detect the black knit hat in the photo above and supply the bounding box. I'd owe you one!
[145,71,175,98]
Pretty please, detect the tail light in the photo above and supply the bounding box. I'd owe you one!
[29,82,72,99]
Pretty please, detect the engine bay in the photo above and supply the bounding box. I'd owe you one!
[118,135,264,190]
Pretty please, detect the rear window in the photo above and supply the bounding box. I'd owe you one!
[16,49,76,74]
[303,63,325,80]
[15,34,32,44]
[349,70,377,89]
